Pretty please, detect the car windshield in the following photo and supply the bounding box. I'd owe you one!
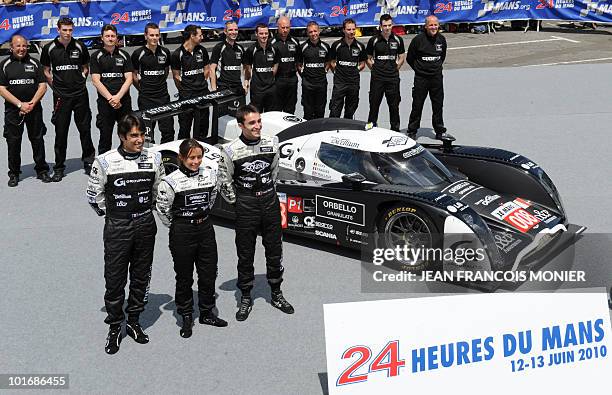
[370,145,453,187]
[317,142,452,187]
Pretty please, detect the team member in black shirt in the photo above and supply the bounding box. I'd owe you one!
[210,20,246,114]
[210,21,245,94]
[41,17,95,181]
[243,23,278,113]
[299,21,330,120]
[366,14,405,132]
[329,18,367,119]
[271,16,301,114]
[407,15,452,140]
[131,23,174,144]
[171,25,210,141]
[0,34,51,187]
[90,25,133,154]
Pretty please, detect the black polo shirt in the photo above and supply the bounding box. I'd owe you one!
[210,40,244,89]
[330,38,367,85]
[366,33,405,81]
[271,34,301,79]
[131,45,172,97]
[243,41,278,93]
[300,39,330,88]
[40,37,90,97]
[407,32,447,77]
[171,44,210,98]
[90,47,133,96]
[0,53,45,111]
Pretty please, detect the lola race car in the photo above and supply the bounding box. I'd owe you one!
[141,91,584,275]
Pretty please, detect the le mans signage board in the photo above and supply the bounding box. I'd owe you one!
[324,292,611,394]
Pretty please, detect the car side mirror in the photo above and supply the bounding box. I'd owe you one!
[342,173,366,191]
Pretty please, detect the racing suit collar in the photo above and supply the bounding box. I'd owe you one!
[179,164,199,177]
[117,146,141,160]
[239,134,261,146]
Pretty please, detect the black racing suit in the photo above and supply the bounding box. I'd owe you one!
[86,147,164,325]
[407,32,447,135]
[156,163,220,316]
[218,134,284,294]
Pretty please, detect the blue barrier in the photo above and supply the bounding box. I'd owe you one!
[1,0,610,43]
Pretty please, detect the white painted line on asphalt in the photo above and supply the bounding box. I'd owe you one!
[522,57,612,67]
[449,36,575,50]
[550,35,581,43]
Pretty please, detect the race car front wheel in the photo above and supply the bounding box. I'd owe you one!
[377,205,439,272]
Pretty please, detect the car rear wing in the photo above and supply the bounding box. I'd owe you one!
[132,89,244,146]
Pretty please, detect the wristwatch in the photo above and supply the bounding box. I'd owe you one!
[17,102,22,109]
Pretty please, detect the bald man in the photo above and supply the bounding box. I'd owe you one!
[0,35,50,186]
[271,16,301,114]
[406,15,452,140]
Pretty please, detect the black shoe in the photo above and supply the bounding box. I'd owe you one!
[37,171,52,183]
[84,163,92,176]
[235,296,253,321]
[51,170,64,182]
[126,322,149,344]
[7,175,19,187]
[435,132,456,141]
[199,311,228,327]
[407,130,417,140]
[180,314,193,338]
[271,291,295,314]
[105,325,122,355]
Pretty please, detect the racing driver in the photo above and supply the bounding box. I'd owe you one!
[86,114,164,354]
[218,104,294,321]
[156,139,228,338]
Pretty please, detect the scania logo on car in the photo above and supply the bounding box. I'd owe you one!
[315,230,337,240]
[241,160,269,173]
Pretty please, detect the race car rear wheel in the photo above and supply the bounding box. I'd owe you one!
[377,205,439,272]
[161,150,179,175]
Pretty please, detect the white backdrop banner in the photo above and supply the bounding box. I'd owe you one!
[324,292,611,394]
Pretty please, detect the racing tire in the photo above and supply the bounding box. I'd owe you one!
[161,150,179,175]
[376,204,440,272]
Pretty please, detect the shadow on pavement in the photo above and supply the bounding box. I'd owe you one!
[99,293,172,330]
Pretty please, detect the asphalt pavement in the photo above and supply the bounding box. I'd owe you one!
[1,27,611,394]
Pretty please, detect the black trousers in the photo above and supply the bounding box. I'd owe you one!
[103,213,157,326]
[408,74,446,134]
[96,95,132,155]
[169,219,218,316]
[177,93,209,141]
[138,94,175,144]
[275,76,298,114]
[51,92,95,171]
[4,105,49,177]
[329,83,360,119]
[302,83,327,120]
[250,87,277,113]
[235,192,284,294]
[367,78,401,132]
